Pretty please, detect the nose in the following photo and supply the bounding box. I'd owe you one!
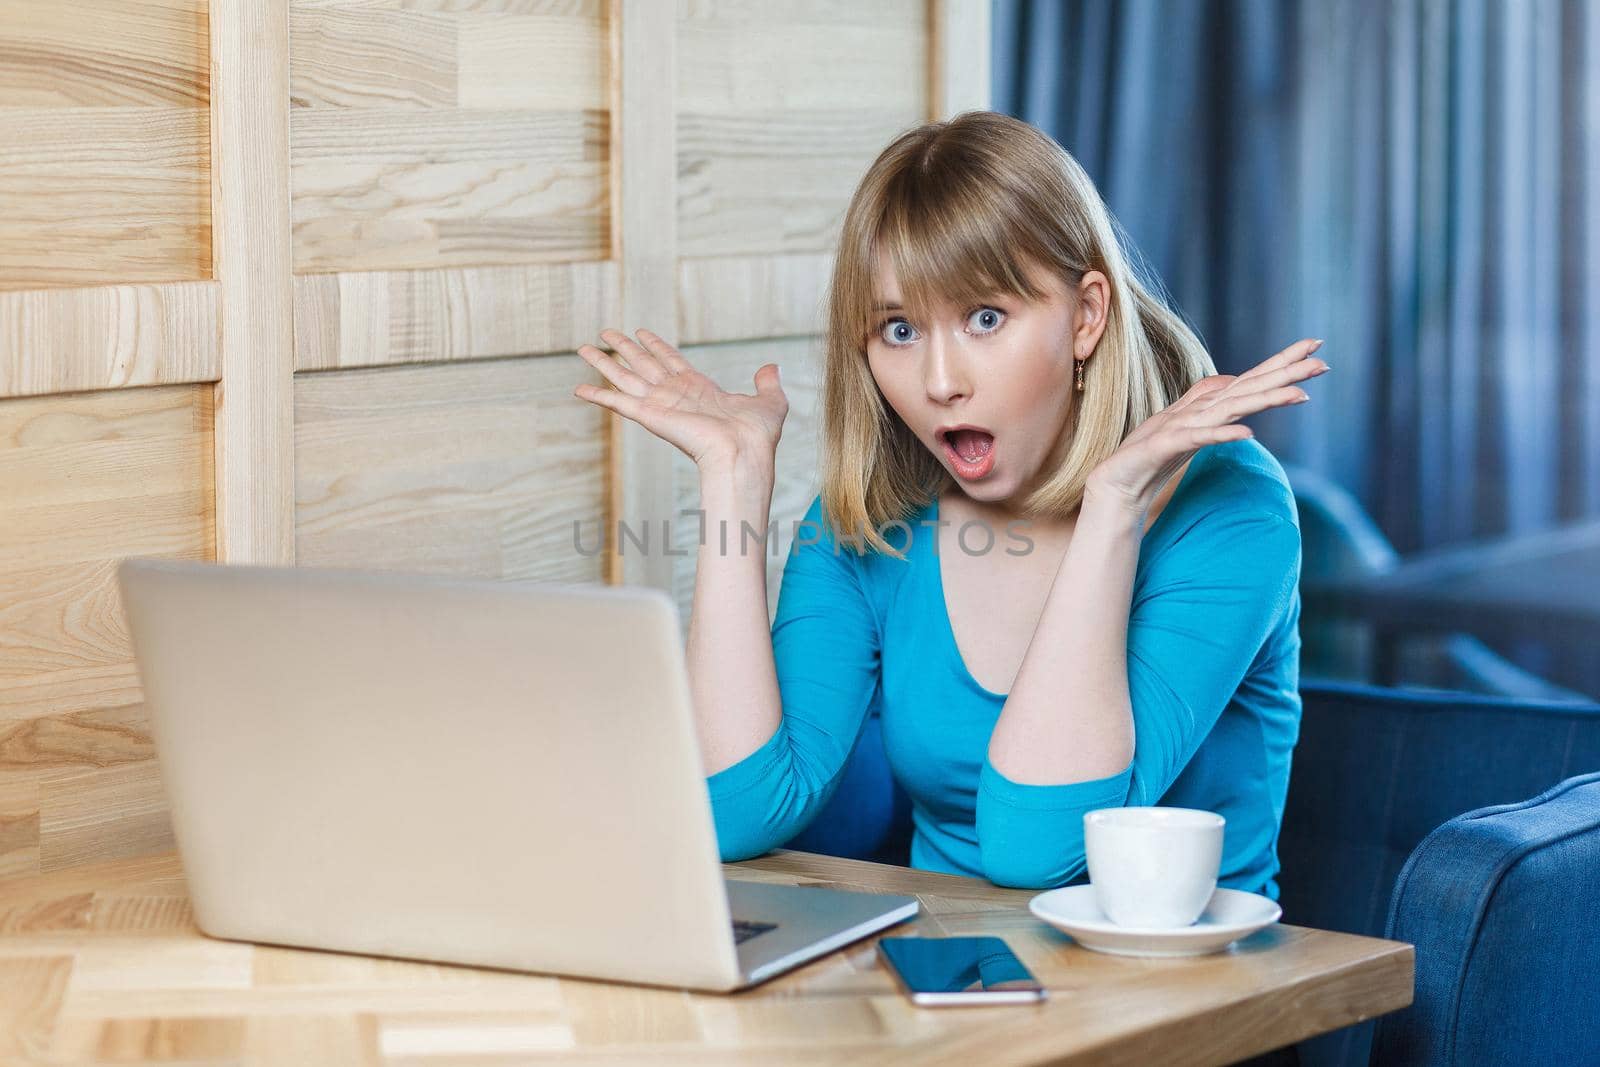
[922,330,971,405]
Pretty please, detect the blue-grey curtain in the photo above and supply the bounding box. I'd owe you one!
[993,0,1600,555]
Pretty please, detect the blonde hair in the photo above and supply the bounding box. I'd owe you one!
[818,110,1217,559]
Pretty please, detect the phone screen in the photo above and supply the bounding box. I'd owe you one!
[877,936,1047,1005]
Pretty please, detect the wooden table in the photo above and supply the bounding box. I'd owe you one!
[0,850,1413,1066]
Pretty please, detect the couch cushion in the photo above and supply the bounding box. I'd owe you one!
[1372,772,1600,1066]
[1278,682,1600,1067]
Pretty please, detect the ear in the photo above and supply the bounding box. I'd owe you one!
[1073,270,1111,360]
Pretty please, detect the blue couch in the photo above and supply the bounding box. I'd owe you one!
[1372,771,1600,1066]
[1278,682,1600,1066]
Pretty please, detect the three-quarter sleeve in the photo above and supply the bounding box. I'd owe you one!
[976,507,1301,888]
[705,495,883,861]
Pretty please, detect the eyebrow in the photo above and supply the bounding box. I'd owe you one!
[871,302,904,313]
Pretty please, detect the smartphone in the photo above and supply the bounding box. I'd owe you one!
[877,936,1047,1006]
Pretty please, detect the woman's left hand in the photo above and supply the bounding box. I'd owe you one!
[1085,337,1330,523]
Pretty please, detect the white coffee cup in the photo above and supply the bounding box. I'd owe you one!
[1083,807,1225,928]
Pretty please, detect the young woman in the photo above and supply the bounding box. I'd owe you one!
[572,111,1326,898]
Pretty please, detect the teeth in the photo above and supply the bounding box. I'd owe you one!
[947,429,993,464]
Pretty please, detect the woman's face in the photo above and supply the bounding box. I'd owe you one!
[865,249,1109,513]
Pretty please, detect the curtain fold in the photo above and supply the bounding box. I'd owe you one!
[993,0,1599,554]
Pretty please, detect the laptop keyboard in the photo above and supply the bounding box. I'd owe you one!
[731,919,779,945]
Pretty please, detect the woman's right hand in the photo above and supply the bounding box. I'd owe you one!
[572,328,788,474]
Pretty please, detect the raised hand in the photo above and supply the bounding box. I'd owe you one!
[1086,337,1329,520]
[572,328,789,474]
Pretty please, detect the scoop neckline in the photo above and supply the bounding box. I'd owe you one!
[927,443,1218,701]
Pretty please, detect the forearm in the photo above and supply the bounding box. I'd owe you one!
[986,492,1146,784]
[687,458,784,775]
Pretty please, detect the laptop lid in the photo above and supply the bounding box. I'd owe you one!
[118,559,745,991]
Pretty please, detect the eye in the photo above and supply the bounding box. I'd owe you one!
[878,317,919,348]
[968,306,1005,334]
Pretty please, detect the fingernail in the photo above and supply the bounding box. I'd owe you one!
[1310,339,1325,352]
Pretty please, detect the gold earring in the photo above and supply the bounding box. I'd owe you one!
[1074,358,1086,392]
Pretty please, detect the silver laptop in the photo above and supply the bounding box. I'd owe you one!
[117,559,917,992]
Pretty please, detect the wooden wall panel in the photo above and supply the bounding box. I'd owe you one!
[0,0,211,292]
[675,253,831,347]
[672,0,927,343]
[289,0,611,274]
[293,262,620,371]
[0,0,988,879]
[0,282,220,400]
[294,356,607,583]
[0,385,214,878]
[668,338,825,636]
[211,0,296,567]
[607,0,680,590]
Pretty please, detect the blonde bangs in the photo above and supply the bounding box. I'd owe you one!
[870,169,1056,340]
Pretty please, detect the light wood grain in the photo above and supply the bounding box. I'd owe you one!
[0,0,211,292]
[0,850,1414,1065]
[676,0,926,114]
[676,253,831,344]
[0,282,220,400]
[675,2,927,260]
[293,261,620,370]
[294,356,607,582]
[607,0,681,592]
[211,0,297,567]
[288,0,610,273]
[0,385,213,880]
[677,110,925,259]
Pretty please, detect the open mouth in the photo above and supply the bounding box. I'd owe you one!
[941,428,996,478]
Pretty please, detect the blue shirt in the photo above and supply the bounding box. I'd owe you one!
[705,438,1303,897]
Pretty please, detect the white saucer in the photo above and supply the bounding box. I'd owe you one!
[1028,885,1281,958]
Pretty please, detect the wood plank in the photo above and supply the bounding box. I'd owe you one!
[38,762,172,873]
[288,0,611,273]
[290,1,607,112]
[457,8,609,110]
[294,356,606,583]
[0,385,213,879]
[676,254,830,344]
[293,262,619,370]
[0,0,207,108]
[0,108,210,292]
[0,0,209,291]
[211,0,296,566]
[676,111,925,258]
[676,0,926,114]
[290,110,609,273]
[0,282,219,399]
[607,0,679,592]
[290,5,457,110]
